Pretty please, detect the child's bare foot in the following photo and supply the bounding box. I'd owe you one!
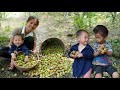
[24,59,29,63]
[8,63,14,71]
[24,56,29,63]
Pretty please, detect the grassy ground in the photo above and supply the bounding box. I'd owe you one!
[0,58,29,78]
[0,35,120,78]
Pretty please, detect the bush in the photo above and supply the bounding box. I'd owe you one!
[0,36,9,46]
[2,25,12,35]
[110,39,120,59]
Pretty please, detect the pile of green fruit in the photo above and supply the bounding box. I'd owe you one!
[14,52,38,69]
[26,44,73,78]
[42,45,64,55]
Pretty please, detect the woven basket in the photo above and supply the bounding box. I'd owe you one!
[13,52,40,72]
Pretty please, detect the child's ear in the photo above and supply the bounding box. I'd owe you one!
[77,36,80,41]
[22,40,24,44]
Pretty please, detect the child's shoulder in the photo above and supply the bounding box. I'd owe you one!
[91,42,98,47]
[105,41,111,44]
[11,44,16,48]
[93,42,98,45]
[20,44,27,48]
[71,43,79,47]
[86,44,94,50]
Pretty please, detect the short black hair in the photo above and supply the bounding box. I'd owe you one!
[27,16,39,26]
[13,34,24,40]
[76,29,89,37]
[93,25,109,37]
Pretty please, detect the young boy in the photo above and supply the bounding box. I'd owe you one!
[92,25,119,78]
[68,29,94,78]
[8,34,29,70]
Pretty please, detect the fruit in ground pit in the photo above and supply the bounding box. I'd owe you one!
[13,44,73,78]
[27,44,73,78]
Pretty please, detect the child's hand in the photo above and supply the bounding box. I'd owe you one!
[11,53,16,59]
[73,55,78,59]
[70,51,83,58]
[31,49,38,54]
[70,51,78,59]
[76,51,83,58]
[24,56,29,63]
[97,47,102,53]
[97,46,107,54]
[101,47,107,54]
[14,50,18,55]
[97,45,103,51]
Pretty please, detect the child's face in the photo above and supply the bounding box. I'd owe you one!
[13,36,23,47]
[95,33,107,44]
[26,19,38,32]
[78,32,89,45]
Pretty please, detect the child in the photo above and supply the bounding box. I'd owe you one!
[8,34,29,70]
[68,29,94,78]
[92,25,119,78]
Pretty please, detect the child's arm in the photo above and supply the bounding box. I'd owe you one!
[11,53,16,59]
[94,51,100,57]
[82,49,94,59]
[105,50,112,56]
[70,53,78,59]
[22,45,29,62]
[8,46,16,56]
[104,42,113,56]
[93,45,103,57]
[76,51,83,58]
[8,46,17,60]
[93,47,102,57]
[22,45,29,56]
[68,45,78,59]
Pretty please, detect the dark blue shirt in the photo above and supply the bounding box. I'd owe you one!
[8,44,29,56]
[68,43,94,78]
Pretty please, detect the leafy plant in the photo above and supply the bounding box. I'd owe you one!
[110,39,120,58]
[0,36,9,46]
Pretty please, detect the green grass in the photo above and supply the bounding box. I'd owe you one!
[0,36,9,46]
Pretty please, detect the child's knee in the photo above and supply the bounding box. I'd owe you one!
[95,73,102,78]
[83,74,91,78]
[83,68,92,78]
[112,72,119,78]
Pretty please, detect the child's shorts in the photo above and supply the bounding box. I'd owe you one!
[92,65,117,77]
